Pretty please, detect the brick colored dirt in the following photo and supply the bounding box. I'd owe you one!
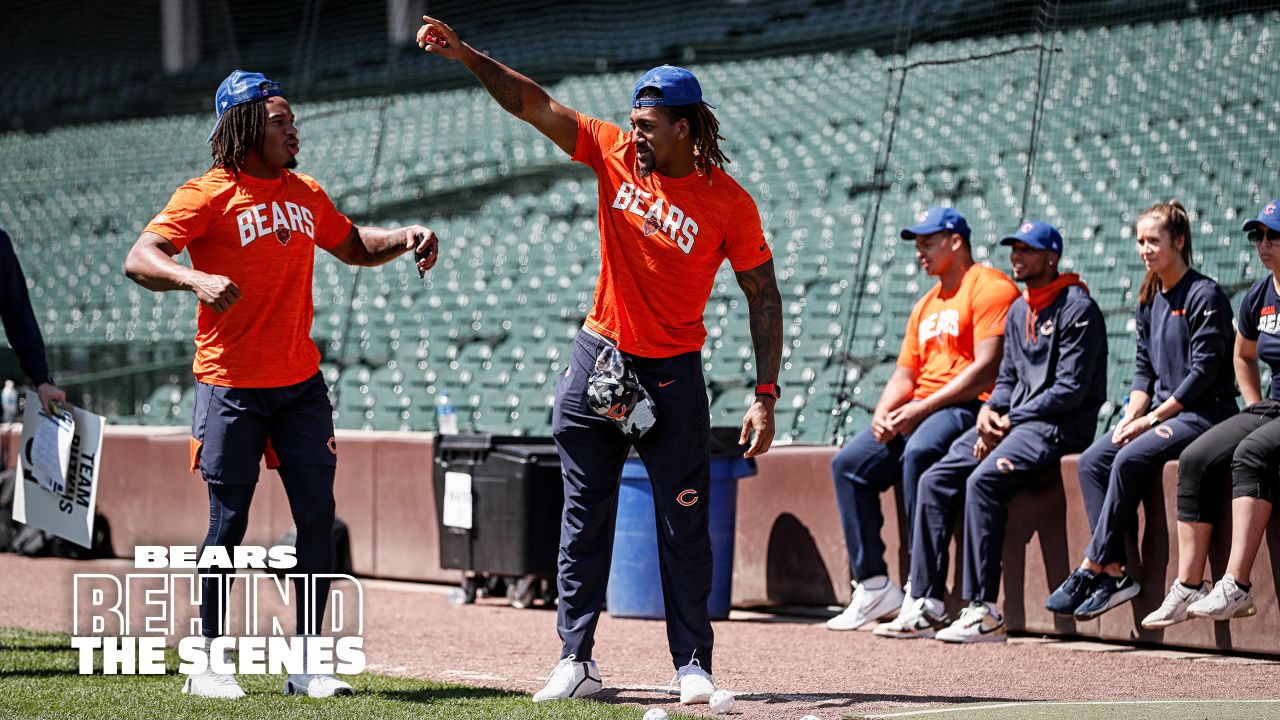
[3,555,1277,719]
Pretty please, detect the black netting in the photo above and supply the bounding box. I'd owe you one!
[1,1,1276,436]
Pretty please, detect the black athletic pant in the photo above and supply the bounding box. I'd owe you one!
[552,329,714,673]
[192,372,340,639]
[198,465,337,638]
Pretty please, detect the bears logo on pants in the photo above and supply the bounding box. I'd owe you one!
[676,489,699,507]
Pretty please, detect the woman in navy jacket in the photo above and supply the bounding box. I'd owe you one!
[1046,201,1237,620]
[1141,199,1280,628]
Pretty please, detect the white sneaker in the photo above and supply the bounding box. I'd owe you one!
[1141,580,1210,629]
[671,658,715,705]
[284,673,354,697]
[826,577,905,631]
[1187,574,1257,621]
[873,597,948,639]
[532,655,602,702]
[935,603,1007,643]
[181,643,245,699]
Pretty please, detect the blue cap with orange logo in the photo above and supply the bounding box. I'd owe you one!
[901,207,970,240]
[1001,220,1063,255]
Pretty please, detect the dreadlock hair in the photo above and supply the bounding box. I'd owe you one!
[1136,199,1193,306]
[635,87,729,179]
[210,99,268,178]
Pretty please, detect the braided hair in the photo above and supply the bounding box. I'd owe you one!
[209,99,268,178]
[635,87,729,179]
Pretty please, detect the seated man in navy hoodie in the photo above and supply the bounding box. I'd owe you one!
[873,221,1108,642]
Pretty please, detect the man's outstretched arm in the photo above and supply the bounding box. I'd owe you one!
[326,224,438,270]
[417,15,579,155]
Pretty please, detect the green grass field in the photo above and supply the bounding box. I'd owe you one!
[0,628,694,720]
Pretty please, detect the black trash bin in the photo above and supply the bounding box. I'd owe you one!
[434,434,563,608]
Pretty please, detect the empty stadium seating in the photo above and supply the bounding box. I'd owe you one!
[0,11,1275,444]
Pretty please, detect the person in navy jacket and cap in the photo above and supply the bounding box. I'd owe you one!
[1141,199,1280,629]
[1047,201,1236,621]
[874,220,1107,642]
[827,207,1018,633]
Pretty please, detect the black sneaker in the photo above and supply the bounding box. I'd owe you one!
[1046,568,1097,615]
[1073,573,1141,620]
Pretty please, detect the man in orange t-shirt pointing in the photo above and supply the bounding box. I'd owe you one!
[417,18,782,706]
[827,207,1018,633]
[123,70,439,701]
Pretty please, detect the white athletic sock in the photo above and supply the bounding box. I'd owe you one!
[859,575,889,590]
[983,601,1001,619]
[922,597,945,616]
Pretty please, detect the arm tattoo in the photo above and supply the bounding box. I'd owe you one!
[352,227,410,266]
[736,260,783,384]
[472,54,525,116]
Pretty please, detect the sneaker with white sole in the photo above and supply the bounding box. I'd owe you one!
[283,673,354,697]
[671,658,715,705]
[1073,572,1140,620]
[181,642,245,699]
[1187,574,1257,622]
[935,602,1007,643]
[873,597,948,639]
[532,655,601,702]
[1141,580,1210,629]
[826,577,905,631]
[1045,568,1097,615]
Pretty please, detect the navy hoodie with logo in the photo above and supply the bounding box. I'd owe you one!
[986,283,1108,451]
[1132,268,1235,415]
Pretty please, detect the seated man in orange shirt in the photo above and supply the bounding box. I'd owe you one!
[827,207,1019,631]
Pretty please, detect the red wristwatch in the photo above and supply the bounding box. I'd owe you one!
[755,383,781,400]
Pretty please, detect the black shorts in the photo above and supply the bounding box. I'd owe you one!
[190,371,337,484]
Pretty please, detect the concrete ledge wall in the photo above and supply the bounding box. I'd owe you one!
[80,429,1278,655]
[85,426,458,585]
[735,447,1280,655]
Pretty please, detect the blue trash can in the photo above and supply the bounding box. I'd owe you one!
[607,454,756,620]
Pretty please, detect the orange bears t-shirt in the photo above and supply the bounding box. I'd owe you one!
[144,167,352,388]
[897,263,1019,400]
[571,113,772,357]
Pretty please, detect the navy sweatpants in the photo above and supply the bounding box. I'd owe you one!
[910,422,1065,603]
[1077,411,1219,566]
[831,401,980,581]
[192,372,339,638]
[552,329,713,672]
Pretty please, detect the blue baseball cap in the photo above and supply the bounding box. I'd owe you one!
[206,69,283,143]
[632,65,713,108]
[1001,220,1063,255]
[1242,199,1280,234]
[900,207,970,240]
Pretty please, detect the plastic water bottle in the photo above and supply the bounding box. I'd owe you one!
[436,392,458,435]
[1,380,17,422]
